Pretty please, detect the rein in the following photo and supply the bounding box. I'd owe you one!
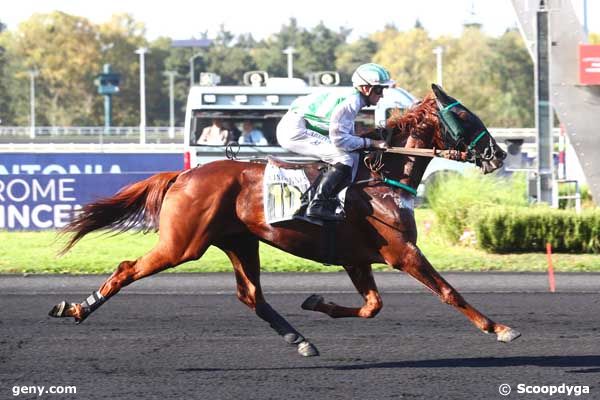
[384,147,468,161]
[362,151,418,196]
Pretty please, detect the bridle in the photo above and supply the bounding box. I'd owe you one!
[436,100,497,164]
[362,98,499,195]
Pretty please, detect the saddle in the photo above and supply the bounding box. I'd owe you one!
[265,155,326,173]
[261,156,346,265]
[262,156,340,225]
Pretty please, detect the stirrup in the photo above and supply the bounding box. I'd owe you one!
[306,200,344,221]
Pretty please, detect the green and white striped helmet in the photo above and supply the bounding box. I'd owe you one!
[351,63,394,88]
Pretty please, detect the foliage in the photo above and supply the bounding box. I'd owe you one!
[0,13,536,127]
[3,12,103,126]
[475,206,600,253]
[373,26,435,98]
[426,171,528,242]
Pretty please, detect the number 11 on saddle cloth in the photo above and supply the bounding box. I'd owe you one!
[262,163,347,224]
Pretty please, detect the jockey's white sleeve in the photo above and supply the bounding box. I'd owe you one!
[328,93,368,152]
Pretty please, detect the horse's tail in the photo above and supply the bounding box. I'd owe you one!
[60,171,182,254]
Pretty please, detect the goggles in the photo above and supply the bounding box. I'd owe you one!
[371,86,385,95]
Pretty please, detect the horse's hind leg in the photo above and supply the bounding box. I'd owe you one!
[388,242,520,343]
[216,234,318,357]
[49,242,203,323]
[301,264,383,318]
[49,212,213,324]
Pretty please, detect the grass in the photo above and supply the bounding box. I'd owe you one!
[1,209,599,274]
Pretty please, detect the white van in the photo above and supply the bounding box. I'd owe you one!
[181,72,470,196]
[182,73,416,168]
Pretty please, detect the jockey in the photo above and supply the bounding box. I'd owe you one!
[276,63,393,221]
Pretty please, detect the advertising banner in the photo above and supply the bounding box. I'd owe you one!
[579,44,600,85]
[0,153,181,230]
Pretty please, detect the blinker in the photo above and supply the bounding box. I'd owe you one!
[437,104,465,142]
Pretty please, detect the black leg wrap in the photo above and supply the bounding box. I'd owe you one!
[81,291,106,316]
[255,302,304,344]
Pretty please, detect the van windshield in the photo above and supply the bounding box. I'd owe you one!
[190,109,375,146]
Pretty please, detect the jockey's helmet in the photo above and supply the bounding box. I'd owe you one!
[351,63,394,89]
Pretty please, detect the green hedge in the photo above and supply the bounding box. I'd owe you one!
[475,207,600,253]
[426,171,528,242]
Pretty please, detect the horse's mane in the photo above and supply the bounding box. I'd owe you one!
[385,93,444,149]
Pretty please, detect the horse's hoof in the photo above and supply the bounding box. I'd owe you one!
[301,294,324,311]
[48,301,69,318]
[297,340,319,357]
[497,327,521,343]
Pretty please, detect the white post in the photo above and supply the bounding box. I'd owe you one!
[433,46,444,87]
[164,71,177,139]
[135,47,149,144]
[283,47,296,78]
[29,69,39,139]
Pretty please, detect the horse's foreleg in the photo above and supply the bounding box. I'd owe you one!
[388,242,520,343]
[301,264,383,319]
[218,235,318,357]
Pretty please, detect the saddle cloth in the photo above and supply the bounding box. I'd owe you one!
[262,162,347,224]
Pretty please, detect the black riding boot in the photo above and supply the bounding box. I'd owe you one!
[306,163,352,221]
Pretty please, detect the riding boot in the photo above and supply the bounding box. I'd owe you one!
[306,163,352,221]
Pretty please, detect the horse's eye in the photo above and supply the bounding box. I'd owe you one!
[456,110,469,120]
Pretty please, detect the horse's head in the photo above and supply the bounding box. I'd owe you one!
[431,84,506,174]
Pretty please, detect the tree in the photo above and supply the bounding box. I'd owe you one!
[372,27,435,97]
[97,13,151,126]
[335,37,378,84]
[252,18,304,78]
[251,18,348,80]
[204,25,257,85]
[0,20,13,125]
[486,29,534,127]
[5,12,102,126]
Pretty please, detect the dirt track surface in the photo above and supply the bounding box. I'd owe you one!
[1,273,599,399]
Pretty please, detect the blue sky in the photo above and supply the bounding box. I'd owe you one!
[2,0,597,41]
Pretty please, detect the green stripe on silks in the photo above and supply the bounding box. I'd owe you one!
[304,119,329,135]
[468,130,488,150]
[382,178,417,196]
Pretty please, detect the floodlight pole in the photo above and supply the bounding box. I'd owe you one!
[164,70,177,139]
[135,47,149,144]
[29,69,39,139]
[283,47,296,78]
[433,46,444,86]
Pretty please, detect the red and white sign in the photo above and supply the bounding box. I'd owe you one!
[579,44,600,85]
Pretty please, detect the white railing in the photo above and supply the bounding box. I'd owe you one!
[0,126,557,139]
[0,126,184,142]
[0,126,560,153]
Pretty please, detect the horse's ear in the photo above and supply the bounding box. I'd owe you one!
[431,83,448,101]
[431,83,456,105]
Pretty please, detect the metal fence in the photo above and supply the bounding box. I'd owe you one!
[0,126,184,145]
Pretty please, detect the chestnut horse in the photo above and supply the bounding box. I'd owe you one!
[49,84,520,357]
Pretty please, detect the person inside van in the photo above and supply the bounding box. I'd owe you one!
[197,118,230,145]
[238,120,268,146]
